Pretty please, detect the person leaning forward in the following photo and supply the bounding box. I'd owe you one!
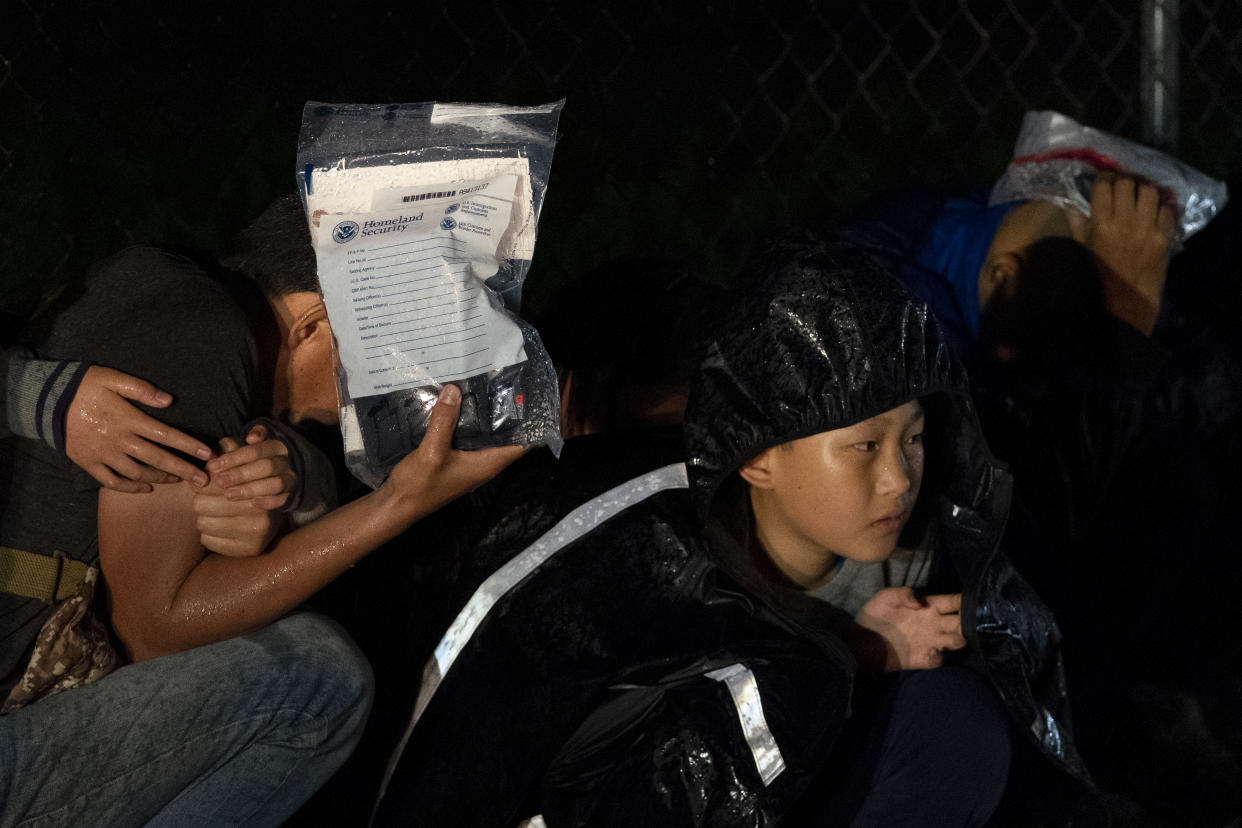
[0,194,523,826]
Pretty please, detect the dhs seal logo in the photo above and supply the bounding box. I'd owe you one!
[444,203,460,214]
[440,217,457,231]
[332,221,360,243]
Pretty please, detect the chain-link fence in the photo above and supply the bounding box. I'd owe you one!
[2,0,1239,326]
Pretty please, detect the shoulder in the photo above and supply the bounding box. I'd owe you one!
[39,246,272,443]
[42,246,256,355]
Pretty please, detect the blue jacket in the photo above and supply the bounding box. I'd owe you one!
[838,191,1010,360]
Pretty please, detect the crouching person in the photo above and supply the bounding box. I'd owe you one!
[686,234,1093,825]
[373,234,1087,826]
[0,196,521,826]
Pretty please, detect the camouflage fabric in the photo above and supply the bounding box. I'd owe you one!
[2,566,121,713]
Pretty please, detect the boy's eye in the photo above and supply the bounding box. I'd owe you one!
[905,432,925,446]
[852,441,879,452]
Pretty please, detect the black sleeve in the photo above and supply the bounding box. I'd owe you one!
[243,417,338,524]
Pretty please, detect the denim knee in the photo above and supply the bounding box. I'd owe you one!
[250,612,375,750]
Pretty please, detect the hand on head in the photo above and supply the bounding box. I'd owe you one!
[1069,175,1176,335]
[854,586,966,671]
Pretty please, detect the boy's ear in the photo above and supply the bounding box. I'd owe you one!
[290,299,331,349]
[738,449,777,489]
[979,252,1022,309]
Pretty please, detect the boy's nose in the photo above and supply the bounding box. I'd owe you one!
[876,449,913,496]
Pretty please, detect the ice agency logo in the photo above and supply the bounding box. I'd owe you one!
[332,221,360,243]
[440,217,457,231]
[444,203,460,214]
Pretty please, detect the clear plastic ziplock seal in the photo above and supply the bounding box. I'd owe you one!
[297,100,565,488]
[989,110,1229,244]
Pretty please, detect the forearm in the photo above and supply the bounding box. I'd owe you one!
[103,481,424,661]
[1101,276,1161,336]
[104,384,521,661]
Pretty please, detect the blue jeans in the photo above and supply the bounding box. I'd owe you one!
[0,612,373,827]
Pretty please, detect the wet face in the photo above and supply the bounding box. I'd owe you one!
[741,400,925,589]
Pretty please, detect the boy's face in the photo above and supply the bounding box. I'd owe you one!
[741,400,925,588]
[271,292,341,426]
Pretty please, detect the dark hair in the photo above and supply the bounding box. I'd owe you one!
[978,236,1108,366]
[538,256,725,433]
[219,193,321,296]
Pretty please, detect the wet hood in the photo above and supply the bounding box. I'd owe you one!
[684,232,967,514]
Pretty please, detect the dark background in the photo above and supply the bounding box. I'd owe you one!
[2,0,1239,329]
[4,2,1242,822]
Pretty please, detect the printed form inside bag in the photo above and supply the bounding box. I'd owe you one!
[306,157,534,398]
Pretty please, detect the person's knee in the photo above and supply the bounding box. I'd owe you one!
[846,665,1014,827]
[249,612,375,747]
[913,664,1007,743]
[897,664,1012,794]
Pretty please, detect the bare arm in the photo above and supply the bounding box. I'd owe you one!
[100,384,526,662]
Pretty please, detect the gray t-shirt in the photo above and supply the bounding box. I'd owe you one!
[809,540,933,616]
[0,247,262,695]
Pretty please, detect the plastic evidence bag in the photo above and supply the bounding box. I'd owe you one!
[990,110,1228,244]
[298,100,565,488]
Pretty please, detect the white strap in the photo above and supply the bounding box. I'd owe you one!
[375,462,690,813]
[705,663,787,786]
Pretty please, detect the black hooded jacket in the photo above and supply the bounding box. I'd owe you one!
[372,234,1086,826]
[685,232,1088,779]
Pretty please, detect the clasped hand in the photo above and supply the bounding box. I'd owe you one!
[193,424,295,557]
[854,586,967,671]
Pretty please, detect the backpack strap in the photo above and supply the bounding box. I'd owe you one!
[0,546,89,604]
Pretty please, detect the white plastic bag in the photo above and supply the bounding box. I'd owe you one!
[297,100,564,487]
[990,110,1228,242]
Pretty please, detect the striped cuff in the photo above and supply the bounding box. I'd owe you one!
[7,352,90,453]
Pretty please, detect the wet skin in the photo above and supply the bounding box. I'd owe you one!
[742,400,925,589]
